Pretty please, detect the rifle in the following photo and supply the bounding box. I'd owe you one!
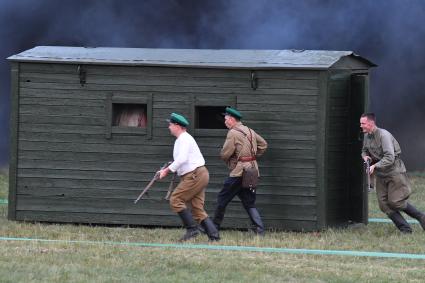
[364,159,372,192]
[134,162,171,204]
[164,172,176,201]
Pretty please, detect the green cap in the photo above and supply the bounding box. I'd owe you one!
[224,107,242,120]
[167,112,189,127]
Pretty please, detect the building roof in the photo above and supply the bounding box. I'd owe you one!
[8,46,376,69]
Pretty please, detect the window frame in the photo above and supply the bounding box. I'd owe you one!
[190,95,236,137]
[105,93,153,139]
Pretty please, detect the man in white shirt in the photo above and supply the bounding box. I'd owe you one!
[159,113,220,241]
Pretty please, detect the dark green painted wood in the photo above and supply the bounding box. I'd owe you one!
[325,73,350,226]
[105,93,112,139]
[17,177,316,197]
[188,93,195,133]
[19,82,319,97]
[147,93,153,139]
[331,56,373,70]
[19,70,319,90]
[15,196,316,219]
[16,186,316,206]
[349,74,369,224]
[315,71,329,229]
[323,70,369,226]
[15,210,317,231]
[16,169,315,189]
[20,63,321,79]
[20,74,319,91]
[20,114,105,126]
[8,62,20,220]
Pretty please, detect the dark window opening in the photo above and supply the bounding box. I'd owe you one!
[195,106,227,129]
[112,103,147,128]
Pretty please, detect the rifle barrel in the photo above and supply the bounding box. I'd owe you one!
[365,159,371,192]
[134,161,172,204]
[134,173,159,204]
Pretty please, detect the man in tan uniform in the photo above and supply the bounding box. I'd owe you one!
[360,113,425,233]
[159,113,219,241]
[212,107,268,235]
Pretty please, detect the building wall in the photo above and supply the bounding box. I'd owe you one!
[12,62,321,230]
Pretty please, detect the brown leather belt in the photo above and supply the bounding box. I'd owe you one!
[181,165,205,177]
[239,156,256,162]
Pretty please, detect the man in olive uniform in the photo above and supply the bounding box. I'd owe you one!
[213,107,268,235]
[360,113,425,233]
[159,113,220,241]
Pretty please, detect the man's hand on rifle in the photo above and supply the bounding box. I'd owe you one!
[159,167,171,179]
[363,156,371,163]
[369,164,376,174]
[363,156,375,175]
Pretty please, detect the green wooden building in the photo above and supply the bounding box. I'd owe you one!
[7,46,375,231]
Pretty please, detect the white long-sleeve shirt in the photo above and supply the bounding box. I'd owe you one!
[168,131,205,176]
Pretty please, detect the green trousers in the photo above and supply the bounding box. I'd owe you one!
[375,172,411,214]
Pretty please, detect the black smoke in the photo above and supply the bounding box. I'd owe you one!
[1,0,424,169]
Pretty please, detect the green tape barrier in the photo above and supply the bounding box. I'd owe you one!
[1,236,425,259]
[0,199,7,204]
[369,218,418,224]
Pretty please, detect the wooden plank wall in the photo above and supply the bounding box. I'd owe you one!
[325,71,352,226]
[15,63,320,231]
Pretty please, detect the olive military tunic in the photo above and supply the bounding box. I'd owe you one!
[361,127,411,214]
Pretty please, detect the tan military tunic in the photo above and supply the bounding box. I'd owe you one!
[220,122,267,177]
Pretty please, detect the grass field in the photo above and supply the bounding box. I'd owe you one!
[1,172,425,282]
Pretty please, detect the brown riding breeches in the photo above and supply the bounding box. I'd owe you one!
[170,166,209,223]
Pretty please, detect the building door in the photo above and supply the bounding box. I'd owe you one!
[348,74,369,224]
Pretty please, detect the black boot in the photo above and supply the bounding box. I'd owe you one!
[212,206,226,230]
[247,208,265,236]
[177,209,200,241]
[403,203,425,230]
[201,217,220,241]
[388,211,412,233]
